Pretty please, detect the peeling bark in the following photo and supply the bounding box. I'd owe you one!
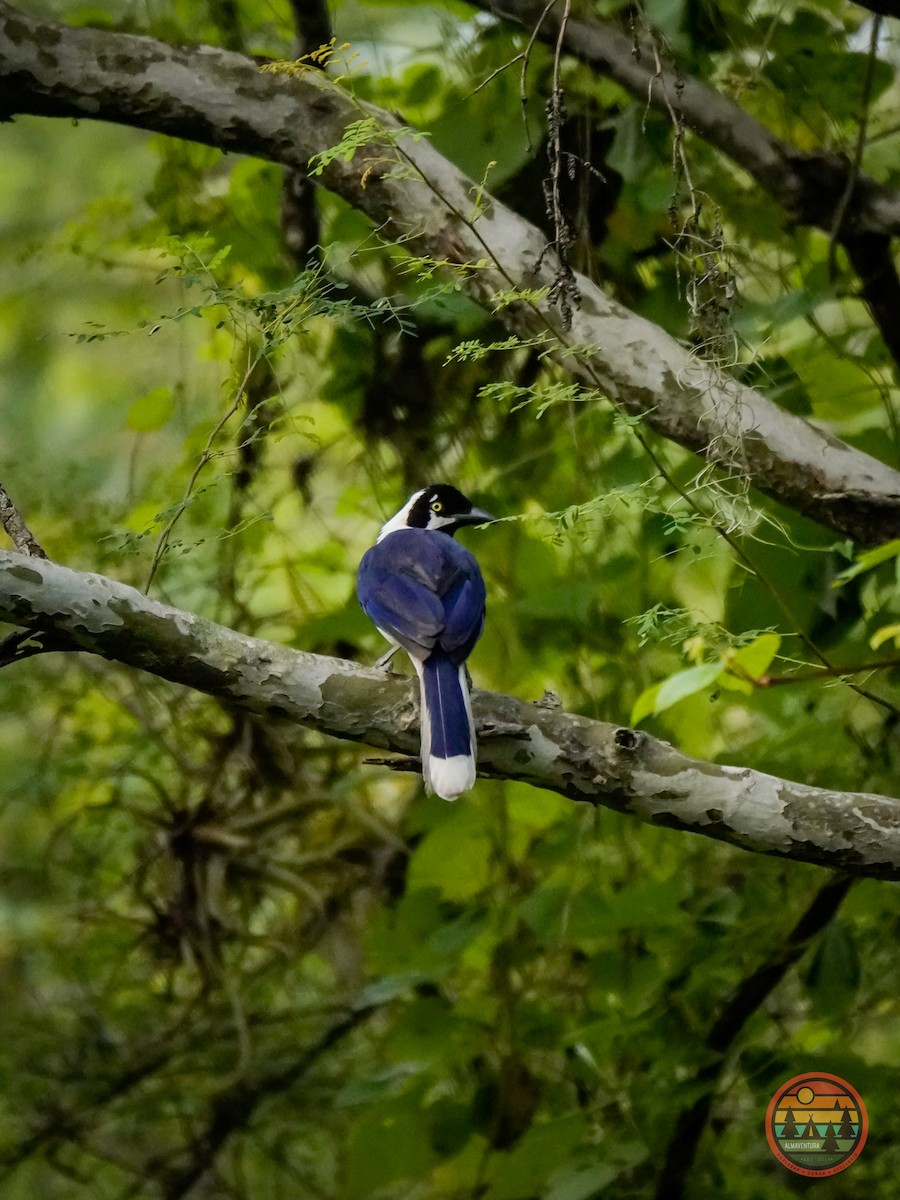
[1,550,899,878]
[3,3,900,543]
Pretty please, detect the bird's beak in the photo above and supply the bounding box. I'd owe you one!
[460,506,496,527]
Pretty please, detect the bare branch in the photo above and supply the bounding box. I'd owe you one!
[828,14,883,274]
[2,549,900,878]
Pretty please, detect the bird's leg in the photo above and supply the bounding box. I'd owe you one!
[374,645,401,670]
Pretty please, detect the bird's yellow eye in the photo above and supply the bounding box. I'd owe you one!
[430,500,443,513]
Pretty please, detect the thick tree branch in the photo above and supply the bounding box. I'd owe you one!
[1,549,900,877]
[3,5,900,544]
[478,0,900,239]
[476,0,900,373]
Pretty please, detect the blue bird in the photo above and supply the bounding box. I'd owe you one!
[357,484,495,800]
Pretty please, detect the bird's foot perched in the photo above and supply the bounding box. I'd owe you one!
[373,645,401,670]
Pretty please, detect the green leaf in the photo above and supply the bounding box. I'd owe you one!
[483,1115,588,1200]
[630,682,661,726]
[805,923,860,1017]
[720,632,781,692]
[345,1104,435,1200]
[641,0,686,38]
[207,243,231,271]
[633,662,722,723]
[568,878,687,938]
[545,1163,621,1200]
[606,106,660,183]
[520,886,568,940]
[545,1143,647,1200]
[125,386,174,432]
[833,538,900,587]
[403,62,443,107]
[407,808,492,900]
[336,1061,426,1107]
[351,972,430,1009]
[732,633,781,678]
[871,623,900,650]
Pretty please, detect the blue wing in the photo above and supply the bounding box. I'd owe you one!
[357,528,486,664]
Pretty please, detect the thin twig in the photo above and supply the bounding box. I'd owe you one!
[145,352,262,590]
[828,14,882,277]
[517,0,558,152]
[745,656,900,687]
[543,0,579,328]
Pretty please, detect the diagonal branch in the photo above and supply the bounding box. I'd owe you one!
[159,1006,375,1200]
[475,0,900,373]
[2,5,900,544]
[1,549,900,878]
[478,0,900,239]
[656,873,854,1200]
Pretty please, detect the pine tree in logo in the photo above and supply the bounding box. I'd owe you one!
[781,1108,799,1139]
[822,1124,840,1154]
[839,1108,855,1140]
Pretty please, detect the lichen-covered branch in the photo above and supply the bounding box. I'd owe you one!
[480,0,900,238]
[3,3,900,543]
[476,0,900,375]
[1,549,899,877]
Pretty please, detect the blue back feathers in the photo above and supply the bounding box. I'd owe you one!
[357,528,486,663]
[358,525,488,800]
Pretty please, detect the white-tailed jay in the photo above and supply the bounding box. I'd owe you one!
[357,484,494,800]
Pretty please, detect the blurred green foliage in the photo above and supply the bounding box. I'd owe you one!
[2,0,900,1196]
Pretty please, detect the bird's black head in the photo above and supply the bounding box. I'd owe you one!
[379,483,495,540]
